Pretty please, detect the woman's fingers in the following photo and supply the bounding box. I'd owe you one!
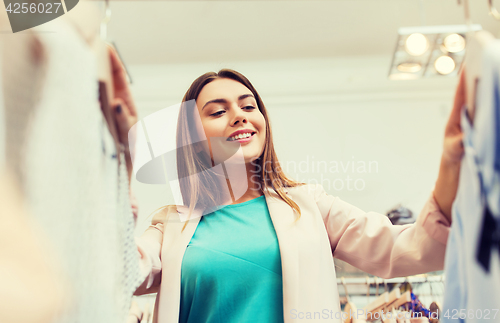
[440,69,466,167]
[107,43,138,117]
[444,132,465,164]
[447,69,466,133]
[107,44,128,93]
[112,98,138,146]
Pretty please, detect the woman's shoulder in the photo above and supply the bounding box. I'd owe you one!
[150,205,204,225]
[287,183,330,200]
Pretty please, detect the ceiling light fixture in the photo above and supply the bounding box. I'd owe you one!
[388,24,482,79]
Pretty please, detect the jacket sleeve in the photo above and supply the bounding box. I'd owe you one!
[134,223,163,295]
[313,184,451,279]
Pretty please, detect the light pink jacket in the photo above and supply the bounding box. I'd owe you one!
[135,184,450,323]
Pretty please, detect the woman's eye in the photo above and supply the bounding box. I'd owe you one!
[244,105,256,110]
[210,110,225,117]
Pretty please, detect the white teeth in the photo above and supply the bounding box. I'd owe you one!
[229,133,252,141]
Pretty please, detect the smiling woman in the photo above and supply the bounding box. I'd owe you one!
[174,69,304,215]
[133,68,462,323]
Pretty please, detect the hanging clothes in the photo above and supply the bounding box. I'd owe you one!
[442,40,500,323]
[2,18,141,323]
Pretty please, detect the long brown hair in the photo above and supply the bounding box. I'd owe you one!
[164,69,304,230]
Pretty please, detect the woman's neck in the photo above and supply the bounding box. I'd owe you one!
[219,161,263,205]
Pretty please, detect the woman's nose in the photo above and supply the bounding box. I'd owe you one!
[230,108,247,126]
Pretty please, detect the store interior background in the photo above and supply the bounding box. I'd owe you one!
[99,0,500,309]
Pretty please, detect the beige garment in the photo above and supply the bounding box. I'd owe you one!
[0,169,67,323]
[2,17,140,323]
[136,184,450,323]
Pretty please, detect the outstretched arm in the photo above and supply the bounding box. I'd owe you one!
[433,70,466,221]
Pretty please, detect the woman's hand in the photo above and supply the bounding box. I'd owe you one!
[107,44,138,182]
[442,70,466,165]
[433,70,466,222]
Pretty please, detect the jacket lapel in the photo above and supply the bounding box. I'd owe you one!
[264,187,300,319]
[264,187,341,322]
[158,207,201,323]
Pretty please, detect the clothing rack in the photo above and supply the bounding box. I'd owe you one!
[337,275,445,310]
[336,274,444,285]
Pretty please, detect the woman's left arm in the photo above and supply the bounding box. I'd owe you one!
[433,70,466,222]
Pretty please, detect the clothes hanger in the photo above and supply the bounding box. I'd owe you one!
[406,276,430,323]
[370,277,401,320]
[458,0,496,125]
[384,285,402,314]
[389,292,412,323]
[363,277,389,321]
[394,278,413,322]
[341,277,367,323]
[391,308,409,323]
[382,308,398,323]
[427,275,441,323]
[388,290,412,312]
[369,281,401,322]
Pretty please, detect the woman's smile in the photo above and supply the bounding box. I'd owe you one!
[226,129,257,143]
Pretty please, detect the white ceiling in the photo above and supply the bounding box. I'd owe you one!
[106,0,500,65]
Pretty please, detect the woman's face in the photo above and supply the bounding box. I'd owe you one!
[196,78,266,165]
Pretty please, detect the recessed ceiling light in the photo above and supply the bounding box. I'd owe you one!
[405,33,429,56]
[434,56,456,75]
[443,33,466,53]
[397,62,422,73]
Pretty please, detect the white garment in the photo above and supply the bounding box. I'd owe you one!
[2,19,140,323]
[442,40,500,323]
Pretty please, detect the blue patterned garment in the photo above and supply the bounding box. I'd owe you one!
[442,40,500,323]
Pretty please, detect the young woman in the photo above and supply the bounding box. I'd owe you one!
[134,69,464,323]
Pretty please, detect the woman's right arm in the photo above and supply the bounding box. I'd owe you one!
[135,222,164,295]
[134,207,173,295]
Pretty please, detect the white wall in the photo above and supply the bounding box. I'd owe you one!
[129,54,458,236]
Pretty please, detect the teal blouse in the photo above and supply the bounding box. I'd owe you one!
[179,195,284,323]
